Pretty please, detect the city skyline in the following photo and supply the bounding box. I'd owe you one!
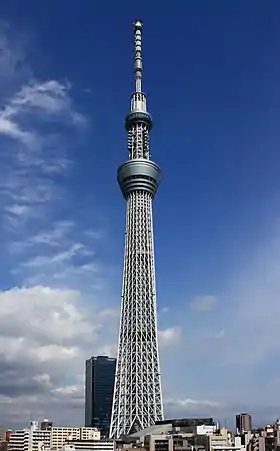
[0,0,280,429]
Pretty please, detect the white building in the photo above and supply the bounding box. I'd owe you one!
[208,430,247,451]
[51,428,100,449]
[196,424,217,435]
[8,429,30,451]
[8,423,100,451]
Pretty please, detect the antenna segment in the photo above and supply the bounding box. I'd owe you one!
[134,20,143,92]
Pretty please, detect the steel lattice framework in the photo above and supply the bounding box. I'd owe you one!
[109,20,164,439]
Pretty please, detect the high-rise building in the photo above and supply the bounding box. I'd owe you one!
[85,356,116,437]
[236,413,252,434]
[110,20,164,438]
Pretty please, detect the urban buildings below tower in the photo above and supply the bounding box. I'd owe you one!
[85,356,116,437]
[109,20,164,439]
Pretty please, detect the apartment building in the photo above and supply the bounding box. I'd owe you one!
[8,422,100,451]
[51,428,100,449]
[8,422,51,451]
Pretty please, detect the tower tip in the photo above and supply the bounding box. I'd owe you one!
[133,20,143,29]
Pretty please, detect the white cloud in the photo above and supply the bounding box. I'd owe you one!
[0,78,86,154]
[5,204,30,217]
[189,294,219,312]
[98,308,120,320]
[0,286,117,424]
[0,115,35,145]
[30,221,75,246]
[159,326,182,348]
[0,286,95,344]
[8,221,76,255]
[14,229,102,289]
[22,244,86,268]
[0,46,87,238]
[211,329,225,339]
[6,80,87,128]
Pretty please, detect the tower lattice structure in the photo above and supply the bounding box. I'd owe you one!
[110,20,164,439]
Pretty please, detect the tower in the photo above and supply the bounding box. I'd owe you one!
[110,20,164,439]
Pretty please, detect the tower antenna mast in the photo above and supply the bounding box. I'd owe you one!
[134,20,143,93]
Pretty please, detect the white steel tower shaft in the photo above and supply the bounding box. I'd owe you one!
[110,20,164,439]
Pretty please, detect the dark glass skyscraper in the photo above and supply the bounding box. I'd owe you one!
[85,356,116,437]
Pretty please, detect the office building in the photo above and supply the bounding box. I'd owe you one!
[85,356,116,437]
[236,413,252,434]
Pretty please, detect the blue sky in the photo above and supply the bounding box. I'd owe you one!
[0,0,280,429]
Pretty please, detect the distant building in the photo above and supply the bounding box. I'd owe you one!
[115,425,247,451]
[114,422,252,451]
[40,420,53,431]
[156,418,215,427]
[85,356,116,437]
[127,420,218,445]
[236,413,252,434]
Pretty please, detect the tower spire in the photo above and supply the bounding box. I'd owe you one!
[133,20,143,92]
[125,21,153,160]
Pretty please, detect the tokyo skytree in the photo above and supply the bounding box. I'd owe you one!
[109,20,164,438]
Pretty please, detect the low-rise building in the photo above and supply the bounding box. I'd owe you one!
[8,422,100,451]
[209,428,229,450]
[51,428,100,449]
[9,427,35,451]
